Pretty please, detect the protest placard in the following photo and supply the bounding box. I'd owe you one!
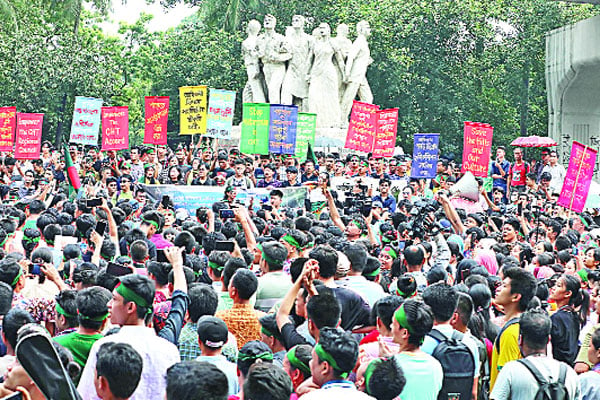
[240,103,270,155]
[70,96,102,145]
[269,105,298,155]
[557,141,598,213]
[411,133,440,178]
[345,101,379,152]
[461,121,493,177]
[101,106,129,151]
[0,107,17,152]
[372,108,398,158]
[205,89,236,139]
[294,113,317,161]
[179,86,208,135]
[15,113,43,159]
[144,96,169,145]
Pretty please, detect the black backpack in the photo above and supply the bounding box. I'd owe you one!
[427,329,476,400]
[517,358,569,400]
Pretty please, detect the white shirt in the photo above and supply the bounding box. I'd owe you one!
[78,325,180,400]
[490,355,579,400]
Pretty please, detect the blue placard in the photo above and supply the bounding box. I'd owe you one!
[269,104,298,155]
[411,133,440,178]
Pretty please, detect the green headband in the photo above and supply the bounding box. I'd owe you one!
[363,267,381,277]
[281,234,301,250]
[0,235,8,247]
[315,343,349,379]
[394,304,414,334]
[364,358,383,395]
[238,350,274,362]
[11,269,23,287]
[142,218,159,229]
[115,282,151,314]
[396,288,415,298]
[286,346,311,376]
[579,215,589,229]
[78,311,109,322]
[23,236,40,245]
[351,220,363,231]
[208,261,225,271]
[55,303,76,319]
[382,246,397,259]
[261,326,281,340]
[259,245,283,266]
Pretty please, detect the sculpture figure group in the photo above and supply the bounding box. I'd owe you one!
[242,15,374,128]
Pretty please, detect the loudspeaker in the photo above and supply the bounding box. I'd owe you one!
[449,171,479,202]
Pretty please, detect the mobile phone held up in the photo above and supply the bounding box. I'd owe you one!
[219,209,235,219]
[86,198,102,208]
[215,241,234,252]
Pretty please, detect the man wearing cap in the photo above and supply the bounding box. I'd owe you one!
[255,241,291,312]
[196,315,240,396]
[303,327,374,399]
[77,248,184,399]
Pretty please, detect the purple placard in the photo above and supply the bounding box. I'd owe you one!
[411,133,440,178]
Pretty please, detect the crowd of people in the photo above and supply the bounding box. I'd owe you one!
[0,139,597,400]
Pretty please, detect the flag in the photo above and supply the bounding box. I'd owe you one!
[64,146,81,195]
[306,142,317,165]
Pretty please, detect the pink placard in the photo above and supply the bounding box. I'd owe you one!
[345,101,379,152]
[372,108,398,158]
[557,141,597,213]
[0,107,17,152]
[144,96,169,145]
[461,121,494,177]
[14,113,43,159]
[101,106,129,151]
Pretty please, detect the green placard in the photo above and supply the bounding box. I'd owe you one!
[240,103,270,155]
[294,112,316,161]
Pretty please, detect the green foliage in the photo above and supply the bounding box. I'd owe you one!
[0,0,598,156]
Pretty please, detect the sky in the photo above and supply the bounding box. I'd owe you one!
[98,0,199,35]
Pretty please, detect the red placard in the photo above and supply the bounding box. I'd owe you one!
[0,107,17,152]
[345,101,379,152]
[461,121,494,177]
[372,108,398,158]
[101,106,129,151]
[14,113,43,159]
[144,96,169,145]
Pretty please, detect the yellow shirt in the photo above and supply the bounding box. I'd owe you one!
[490,321,521,390]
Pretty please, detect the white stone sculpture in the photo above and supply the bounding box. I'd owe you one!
[281,15,314,109]
[257,15,292,104]
[242,19,266,103]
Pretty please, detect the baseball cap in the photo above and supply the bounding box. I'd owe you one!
[197,316,228,348]
[372,201,383,209]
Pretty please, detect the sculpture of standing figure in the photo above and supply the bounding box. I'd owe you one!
[341,20,374,121]
[281,15,313,109]
[242,19,266,103]
[307,23,346,128]
[257,15,292,104]
[331,24,352,103]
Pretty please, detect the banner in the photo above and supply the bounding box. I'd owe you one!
[15,113,43,159]
[269,104,298,155]
[557,141,598,213]
[142,184,307,215]
[179,85,208,135]
[461,121,493,177]
[144,96,169,145]
[411,133,440,178]
[70,96,102,145]
[294,113,317,161]
[372,108,398,158]
[205,89,236,139]
[101,106,129,151]
[0,107,17,152]
[240,103,270,155]
[345,101,379,152]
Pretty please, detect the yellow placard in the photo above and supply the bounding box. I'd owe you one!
[179,85,208,135]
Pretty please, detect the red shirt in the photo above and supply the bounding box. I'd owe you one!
[509,161,529,186]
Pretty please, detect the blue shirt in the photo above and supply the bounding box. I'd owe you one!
[372,194,397,212]
[491,160,510,190]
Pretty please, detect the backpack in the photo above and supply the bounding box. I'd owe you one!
[475,338,490,400]
[427,329,476,400]
[517,358,568,400]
